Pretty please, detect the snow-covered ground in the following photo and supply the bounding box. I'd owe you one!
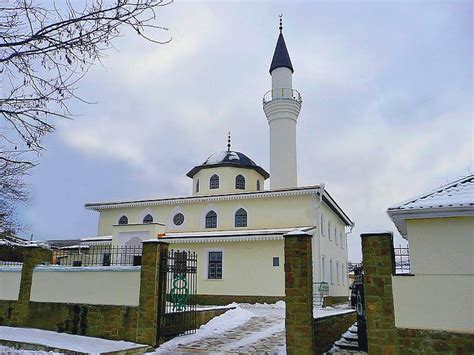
[0,326,147,353]
[314,304,355,318]
[0,347,60,355]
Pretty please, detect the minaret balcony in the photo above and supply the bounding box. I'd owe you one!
[262,88,303,106]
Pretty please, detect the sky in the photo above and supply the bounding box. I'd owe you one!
[16,0,472,261]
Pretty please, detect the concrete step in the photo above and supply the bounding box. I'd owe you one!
[343,332,358,342]
[335,339,360,351]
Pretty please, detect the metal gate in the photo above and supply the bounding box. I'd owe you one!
[353,266,368,352]
[159,249,198,339]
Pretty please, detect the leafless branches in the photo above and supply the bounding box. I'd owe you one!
[0,0,171,233]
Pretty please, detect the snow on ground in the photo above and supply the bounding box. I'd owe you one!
[0,346,61,355]
[313,304,355,319]
[150,305,254,354]
[0,326,146,353]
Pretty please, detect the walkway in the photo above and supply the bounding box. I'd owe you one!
[153,304,286,354]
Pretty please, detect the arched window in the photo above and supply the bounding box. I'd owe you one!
[235,175,245,190]
[205,210,217,228]
[143,214,153,224]
[209,174,219,189]
[118,215,128,225]
[235,208,247,227]
[256,180,261,191]
[196,179,200,193]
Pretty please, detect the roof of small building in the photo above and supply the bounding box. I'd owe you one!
[270,32,294,73]
[388,174,474,211]
[186,150,270,179]
[387,174,474,237]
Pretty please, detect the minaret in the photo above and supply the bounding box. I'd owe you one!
[263,16,302,189]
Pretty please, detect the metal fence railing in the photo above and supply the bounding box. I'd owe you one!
[0,260,23,267]
[52,245,142,267]
[394,245,411,274]
[313,281,329,308]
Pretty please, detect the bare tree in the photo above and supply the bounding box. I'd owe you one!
[0,0,171,234]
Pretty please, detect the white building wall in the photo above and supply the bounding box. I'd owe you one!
[392,216,474,332]
[393,274,474,333]
[30,266,141,306]
[0,268,21,301]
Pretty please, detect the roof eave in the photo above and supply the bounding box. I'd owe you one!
[186,163,270,179]
[387,205,474,239]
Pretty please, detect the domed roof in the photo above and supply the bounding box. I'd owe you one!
[187,151,270,179]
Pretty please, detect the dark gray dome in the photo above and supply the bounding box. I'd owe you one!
[187,151,269,179]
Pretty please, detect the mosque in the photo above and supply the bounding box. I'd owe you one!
[84,21,354,304]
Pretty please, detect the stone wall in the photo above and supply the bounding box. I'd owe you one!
[397,328,474,354]
[313,311,356,355]
[361,232,474,354]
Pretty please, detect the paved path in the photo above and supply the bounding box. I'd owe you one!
[158,306,286,354]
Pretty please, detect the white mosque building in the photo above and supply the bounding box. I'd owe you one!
[84,22,354,304]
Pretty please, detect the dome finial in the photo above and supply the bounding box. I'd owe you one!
[227,131,231,152]
[279,14,283,33]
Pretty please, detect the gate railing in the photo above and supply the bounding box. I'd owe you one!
[394,245,410,274]
[160,249,198,338]
[313,281,329,308]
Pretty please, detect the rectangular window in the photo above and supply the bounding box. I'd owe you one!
[335,226,339,245]
[342,264,345,285]
[341,230,344,249]
[273,257,279,267]
[336,261,340,284]
[329,259,333,284]
[328,220,332,241]
[321,256,326,282]
[208,251,223,279]
[321,214,325,236]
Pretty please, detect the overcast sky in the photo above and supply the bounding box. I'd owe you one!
[17,0,472,261]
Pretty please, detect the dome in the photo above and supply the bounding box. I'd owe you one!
[187,150,270,179]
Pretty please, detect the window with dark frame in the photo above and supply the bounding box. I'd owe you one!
[234,208,247,227]
[209,174,219,189]
[143,214,153,224]
[208,251,222,279]
[273,257,279,267]
[205,210,217,228]
[196,179,200,193]
[173,213,185,226]
[118,215,128,225]
[235,174,245,189]
[256,180,261,191]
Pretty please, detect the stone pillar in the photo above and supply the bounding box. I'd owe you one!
[12,246,52,326]
[361,231,398,354]
[284,231,314,354]
[136,240,169,346]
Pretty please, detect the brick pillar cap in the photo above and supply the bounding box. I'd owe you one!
[360,230,393,238]
[142,239,169,244]
[284,228,314,237]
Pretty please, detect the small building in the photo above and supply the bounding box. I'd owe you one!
[387,174,474,333]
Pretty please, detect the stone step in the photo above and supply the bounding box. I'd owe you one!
[335,339,360,351]
[349,325,358,333]
[343,333,358,342]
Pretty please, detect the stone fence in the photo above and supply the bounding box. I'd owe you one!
[0,241,228,347]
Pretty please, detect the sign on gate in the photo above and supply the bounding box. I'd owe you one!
[159,250,198,339]
[353,266,368,352]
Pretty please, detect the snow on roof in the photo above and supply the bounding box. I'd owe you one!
[389,174,474,211]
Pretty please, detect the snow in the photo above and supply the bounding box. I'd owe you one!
[204,151,230,165]
[150,305,254,354]
[313,304,355,319]
[227,300,286,309]
[389,174,474,210]
[0,326,147,353]
[0,346,60,355]
[34,265,140,272]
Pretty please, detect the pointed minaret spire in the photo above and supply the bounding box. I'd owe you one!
[270,15,293,74]
[227,131,231,152]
